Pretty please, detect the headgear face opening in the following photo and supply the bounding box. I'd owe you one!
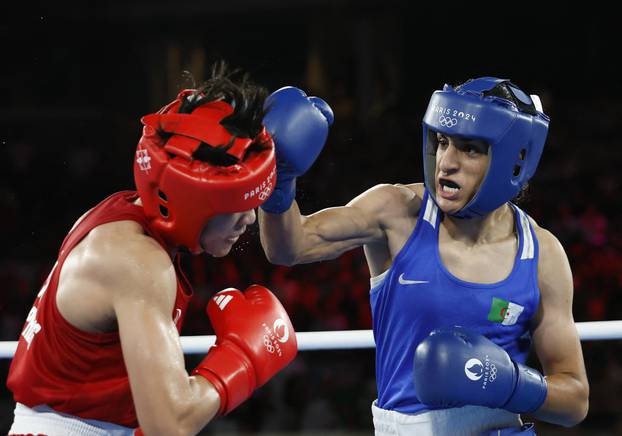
[422,77,550,218]
[134,89,276,254]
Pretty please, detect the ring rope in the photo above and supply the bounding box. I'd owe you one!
[1,320,621,358]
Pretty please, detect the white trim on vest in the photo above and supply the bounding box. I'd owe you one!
[423,197,438,229]
[517,209,534,260]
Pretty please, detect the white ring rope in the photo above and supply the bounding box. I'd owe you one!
[1,321,621,358]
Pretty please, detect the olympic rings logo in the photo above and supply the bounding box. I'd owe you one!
[489,364,497,382]
[263,335,275,353]
[438,116,458,128]
[258,183,273,201]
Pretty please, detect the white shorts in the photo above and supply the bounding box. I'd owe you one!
[8,403,136,436]
[372,400,522,436]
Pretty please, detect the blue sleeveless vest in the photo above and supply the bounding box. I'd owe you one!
[370,189,540,413]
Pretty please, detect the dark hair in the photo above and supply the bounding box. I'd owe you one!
[179,61,268,137]
[457,79,538,116]
[513,183,530,207]
[176,61,270,166]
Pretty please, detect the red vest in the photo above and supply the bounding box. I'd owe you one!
[7,191,193,427]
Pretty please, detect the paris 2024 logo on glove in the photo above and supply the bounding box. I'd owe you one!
[261,319,290,356]
[464,357,498,388]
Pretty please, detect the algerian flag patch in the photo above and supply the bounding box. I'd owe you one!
[487,297,524,326]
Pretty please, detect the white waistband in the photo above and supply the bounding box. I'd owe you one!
[9,403,135,436]
[371,401,522,436]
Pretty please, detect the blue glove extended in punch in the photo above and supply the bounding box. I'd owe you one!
[413,327,547,414]
[260,87,333,214]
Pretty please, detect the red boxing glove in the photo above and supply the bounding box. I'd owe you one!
[193,285,298,415]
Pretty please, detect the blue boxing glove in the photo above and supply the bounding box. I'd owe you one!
[260,87,333,214]
[413,327,547,414]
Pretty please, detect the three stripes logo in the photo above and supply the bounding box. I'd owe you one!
[213,294,234,310]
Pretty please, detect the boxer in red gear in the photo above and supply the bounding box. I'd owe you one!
[6,62,297,436]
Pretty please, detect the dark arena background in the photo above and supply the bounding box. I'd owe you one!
[2,3,622,435]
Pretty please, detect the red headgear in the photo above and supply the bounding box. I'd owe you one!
[134,89,276,254]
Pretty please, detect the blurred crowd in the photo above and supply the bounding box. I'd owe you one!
[2,4,621,434]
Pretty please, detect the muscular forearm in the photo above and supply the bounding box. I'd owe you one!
[259,201,307,265]
[181,376,221,434]
[259,186,386,265]
[531,373,589,427]
[137,376,220,436]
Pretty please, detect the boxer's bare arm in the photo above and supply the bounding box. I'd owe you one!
[530,226,589,427]
[93,233,220,435]
[259,183,415,266]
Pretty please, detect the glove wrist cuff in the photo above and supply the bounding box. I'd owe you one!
[504,362,548,413]
[193,342,256,415]
[260,178,296,214]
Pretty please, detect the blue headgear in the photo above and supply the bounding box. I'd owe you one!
[422,77,550,218]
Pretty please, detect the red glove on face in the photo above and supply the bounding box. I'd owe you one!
[193,285,298,415]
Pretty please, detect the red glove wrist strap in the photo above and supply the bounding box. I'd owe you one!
[192,342,257,415]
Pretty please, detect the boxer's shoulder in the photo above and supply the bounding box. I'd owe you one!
[347,183,422,240]
[355,183,422,213]
[378,182,424,218]
[56,221,174,332]
[517,215,567,276]
[349,183,421,226]
[532,224,572,297]
[67,220,174,296]
[401,182,425,209]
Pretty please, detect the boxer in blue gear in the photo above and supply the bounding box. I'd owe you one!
[259,78,589,436]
